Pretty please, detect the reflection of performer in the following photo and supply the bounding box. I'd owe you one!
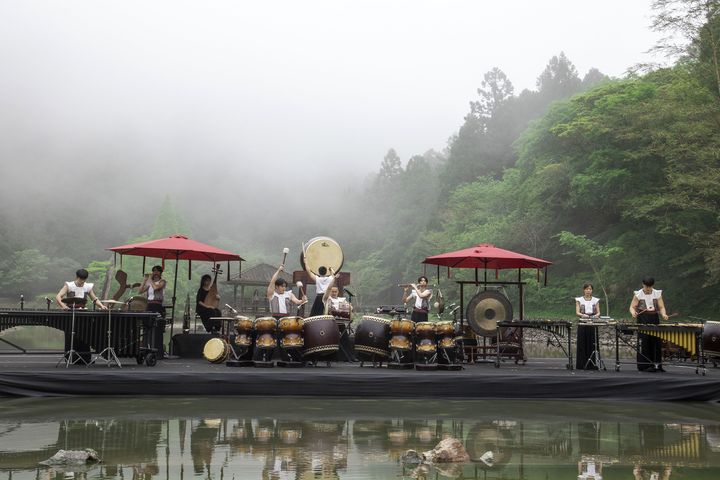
[633,464,672,480]
[190,419,220,475]
[55,268,107,311]
[402,276,432,323]
[139,265,166,317]
[267,265,306,320]
[196,274,222,333]
[575,282,600,370]
[308,266,336,316]
[629,277,669,372]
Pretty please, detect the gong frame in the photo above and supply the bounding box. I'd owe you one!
[455,268,527,332]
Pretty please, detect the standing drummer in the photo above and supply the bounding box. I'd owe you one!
[402,276,433,323]
[267,265,307,320]
[629,277,669,372]
[308,266,337,316]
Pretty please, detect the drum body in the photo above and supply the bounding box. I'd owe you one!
[234,316,254,347]
[254,317,277,349]
[703,321,720,357]
[435,321,455,349]
[300,236,344,275]
[203,337,230,364]
[278,316,304,348]
[415,322,437,354]
[354,315,392,358]
[302,315,340,357]
[390,318,415,351]
[127,296,148,312]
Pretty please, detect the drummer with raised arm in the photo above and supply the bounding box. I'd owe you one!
[402,276,432,323]
[308,266,336,316]
[267,265,307,320]
[55,268,107,311]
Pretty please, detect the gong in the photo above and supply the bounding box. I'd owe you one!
[466,290,513,337]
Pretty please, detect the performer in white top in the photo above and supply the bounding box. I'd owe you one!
[629,277,668,372]
[267,265,306,320]
[139,265,166,317]
[323,284,352,319]
[575,282,601,370]
[308,266,337,316]
[402,276,433,323]
[55,268,107,311]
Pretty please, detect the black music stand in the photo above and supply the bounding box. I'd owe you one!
[56,296,89,368]
[581,318,610,371]
[94,299,124,368]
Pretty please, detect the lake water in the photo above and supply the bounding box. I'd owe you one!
[1,397,720,479]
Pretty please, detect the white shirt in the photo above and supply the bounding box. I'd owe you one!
[634,288,662,312]
[148,278,164,302]
[575,296,600,316]
[65,281,93,299]
[407,289,432,310]
[315,275,333,294]
[271,291,293,314]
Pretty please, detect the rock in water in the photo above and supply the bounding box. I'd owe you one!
[422,437,470,463]
[401,449,423,465]
[39,449,102,465]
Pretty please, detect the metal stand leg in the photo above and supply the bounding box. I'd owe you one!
[56,306,88,368]
[95,309,122,368]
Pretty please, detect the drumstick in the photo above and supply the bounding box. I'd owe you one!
[296,281,305,298]
[282,247,289,266]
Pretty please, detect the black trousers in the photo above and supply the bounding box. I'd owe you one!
[310,294,325,317]
[410,308,428,323]
[197,305,222,333]
[637,312,661,371]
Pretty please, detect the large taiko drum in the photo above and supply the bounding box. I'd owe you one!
[435,321,456,349]
[703,321,720,358]
[415,322,437,354]
[278,316,304,348]
[234,316,254,347]
[390,318,415,351]
[254,317,277,349]
[300,236,344,275]
[302,315,340,357]
[354,315,392,358]
[203,337,230,364]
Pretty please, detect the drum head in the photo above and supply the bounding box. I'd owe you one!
[301,236,343,275]
[466,291,513,337]
[203,338,228,363]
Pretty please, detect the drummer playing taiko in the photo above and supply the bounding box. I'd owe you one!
[267,265,307,320]
[323,277,352,319]
[55,268,107,311]
[402,276,432,323]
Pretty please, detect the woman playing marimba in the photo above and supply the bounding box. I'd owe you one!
[575,282,600,370]
[629,277,669,372]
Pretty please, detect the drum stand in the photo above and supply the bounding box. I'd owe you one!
[94,304,122,368]
[415,350,438,371]
[358,353,385,368]
[225,339,254,367]
[254,346,275,367]
[437,347,463,371]
[388,348,414,369]
[277,346,304,368]
[56,300,89,368]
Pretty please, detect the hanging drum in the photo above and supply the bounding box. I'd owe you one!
[466,291,513,337]
[300,236,344,275]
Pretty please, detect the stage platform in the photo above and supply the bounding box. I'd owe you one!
[1,354,719,401]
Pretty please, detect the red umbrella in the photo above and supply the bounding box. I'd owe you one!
[422,243,551,270]
[107,235,244,349]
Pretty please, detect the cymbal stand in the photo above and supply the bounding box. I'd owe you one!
[56,302,89,368]
[95,307,122,368]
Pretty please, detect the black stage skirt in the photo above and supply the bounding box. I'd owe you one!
[310,294,325,317]
[637,311,661,371]
[575,324,598,370]
[411,308,428,323]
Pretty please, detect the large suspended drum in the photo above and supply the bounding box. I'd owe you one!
[301,236,344,275]
[703,321,720,358]
[466,291,513,337]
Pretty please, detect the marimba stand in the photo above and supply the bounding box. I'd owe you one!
[94,299,124,368]
[56,297,89,368]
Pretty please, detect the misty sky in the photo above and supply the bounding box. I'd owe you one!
[0,0,664,237]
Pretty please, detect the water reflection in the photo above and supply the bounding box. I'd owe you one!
[0,398,719,479]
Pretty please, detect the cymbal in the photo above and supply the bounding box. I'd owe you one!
[62,297,87,305]
[100,299,124,305]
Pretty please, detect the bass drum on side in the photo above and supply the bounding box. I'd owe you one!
[300,236,344,275]
[466,290,513,337]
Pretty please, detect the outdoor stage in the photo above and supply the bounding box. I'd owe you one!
[1,355,719,401]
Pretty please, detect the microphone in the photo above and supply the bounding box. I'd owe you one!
[225,303,237,314]
[343,288,354,297]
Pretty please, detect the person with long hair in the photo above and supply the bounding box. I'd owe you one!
[196,274,221,333]
[575,282,600,370]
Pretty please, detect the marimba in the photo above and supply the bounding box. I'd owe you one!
[496,319,573,369]
[615,323,705,374]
